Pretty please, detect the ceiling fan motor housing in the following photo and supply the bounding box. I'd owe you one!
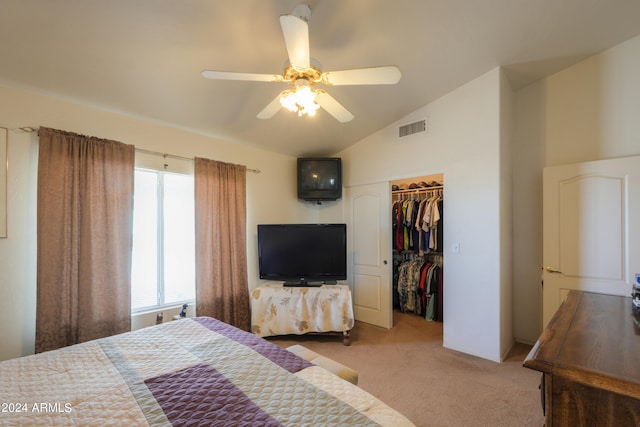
[291,4,311,21]
[283,64,322,85]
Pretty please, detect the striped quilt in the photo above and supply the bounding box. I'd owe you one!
[0,317,414,426]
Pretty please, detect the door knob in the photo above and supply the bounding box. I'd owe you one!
[545,266,563,274]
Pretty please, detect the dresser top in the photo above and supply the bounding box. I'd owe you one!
[525,291,640,398]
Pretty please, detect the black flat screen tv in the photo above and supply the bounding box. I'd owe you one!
[297,157,342,201]
[257,223,347,286]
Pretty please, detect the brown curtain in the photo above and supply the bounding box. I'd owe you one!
[194,157,249,330]
[36,127,134,353]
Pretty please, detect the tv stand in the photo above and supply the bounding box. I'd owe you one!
[283,281,323,287]
[250,283,354,345]
[283,280,337,287]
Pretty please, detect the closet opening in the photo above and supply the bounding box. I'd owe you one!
[391,174,444,324]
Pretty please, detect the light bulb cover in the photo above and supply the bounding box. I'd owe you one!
[279,81,320,117]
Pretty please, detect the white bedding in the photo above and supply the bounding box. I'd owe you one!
[0,317,414,426]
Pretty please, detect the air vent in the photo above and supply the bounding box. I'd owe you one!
[399,119,426,138]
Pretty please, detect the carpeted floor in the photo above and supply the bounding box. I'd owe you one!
[269,311,545,427]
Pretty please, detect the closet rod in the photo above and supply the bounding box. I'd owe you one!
[392,185,443,195]
[16,126,260,174]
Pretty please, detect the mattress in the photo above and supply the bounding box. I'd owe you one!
[0,316,414,426]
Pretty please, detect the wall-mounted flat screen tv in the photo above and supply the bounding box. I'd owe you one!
[297,157,342,201]
[257,223,347,287]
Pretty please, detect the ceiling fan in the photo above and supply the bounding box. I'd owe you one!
[201,4,401,123]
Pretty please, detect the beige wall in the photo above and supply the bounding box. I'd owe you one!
[0,84,315,361]
[512,34,640,343]
[2,32,639,362]
[499,70,514,356]
[332,32,640,356]
[543,35,640,167]
[336,68,509,362]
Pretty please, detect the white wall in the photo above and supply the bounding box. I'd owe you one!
[0,84,311,362]
[0,129,37,361]
[337,68,509,362]
[511,83,545,343]
[499,70,514,358]
[4,32,639,362]
[512,34,640,343]
[543,34,640,166]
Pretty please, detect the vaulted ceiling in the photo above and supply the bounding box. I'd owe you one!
[1,1,639,157]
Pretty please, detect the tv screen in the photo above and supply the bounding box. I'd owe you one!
[257,224,347,286]
[297,158,342,201]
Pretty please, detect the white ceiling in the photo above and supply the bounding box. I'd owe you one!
[1,1,639,157]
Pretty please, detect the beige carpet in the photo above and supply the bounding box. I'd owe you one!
[269,311,545,427]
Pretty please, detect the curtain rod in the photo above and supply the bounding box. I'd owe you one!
[135,148,260,174]
[16,127,260,174]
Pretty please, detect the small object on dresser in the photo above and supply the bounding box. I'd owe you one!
[632,274,640,311]
[156,312,163,324]
[173,304,189,321]
[631,280,640,311]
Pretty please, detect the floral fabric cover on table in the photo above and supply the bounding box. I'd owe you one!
[251,284,355,337]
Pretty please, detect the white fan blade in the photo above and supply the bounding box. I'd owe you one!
[280,14,310,69]
[322,66,401,86]
[315,91,354,123]
[201,70,282,82]
[257,92,286,119]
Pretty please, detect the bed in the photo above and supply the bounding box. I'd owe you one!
[0,316,414,426]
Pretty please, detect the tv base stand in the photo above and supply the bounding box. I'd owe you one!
[283,279,338,287]
[283,281,323,287]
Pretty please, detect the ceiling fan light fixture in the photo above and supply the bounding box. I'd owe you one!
[279,81,320,117]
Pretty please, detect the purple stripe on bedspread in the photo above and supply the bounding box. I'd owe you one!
[146,363,282,427]
[193,317,313,373]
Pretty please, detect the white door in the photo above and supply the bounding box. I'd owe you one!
[344,181,392,328]
[542,155,640,326]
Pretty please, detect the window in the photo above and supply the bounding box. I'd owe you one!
[131,168,195,312]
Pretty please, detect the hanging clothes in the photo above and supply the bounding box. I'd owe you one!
[392,184,444,321]
[392,190,443,254]
[394,254,443,320]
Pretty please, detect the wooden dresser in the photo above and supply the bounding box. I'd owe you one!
[524,291,640,426]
